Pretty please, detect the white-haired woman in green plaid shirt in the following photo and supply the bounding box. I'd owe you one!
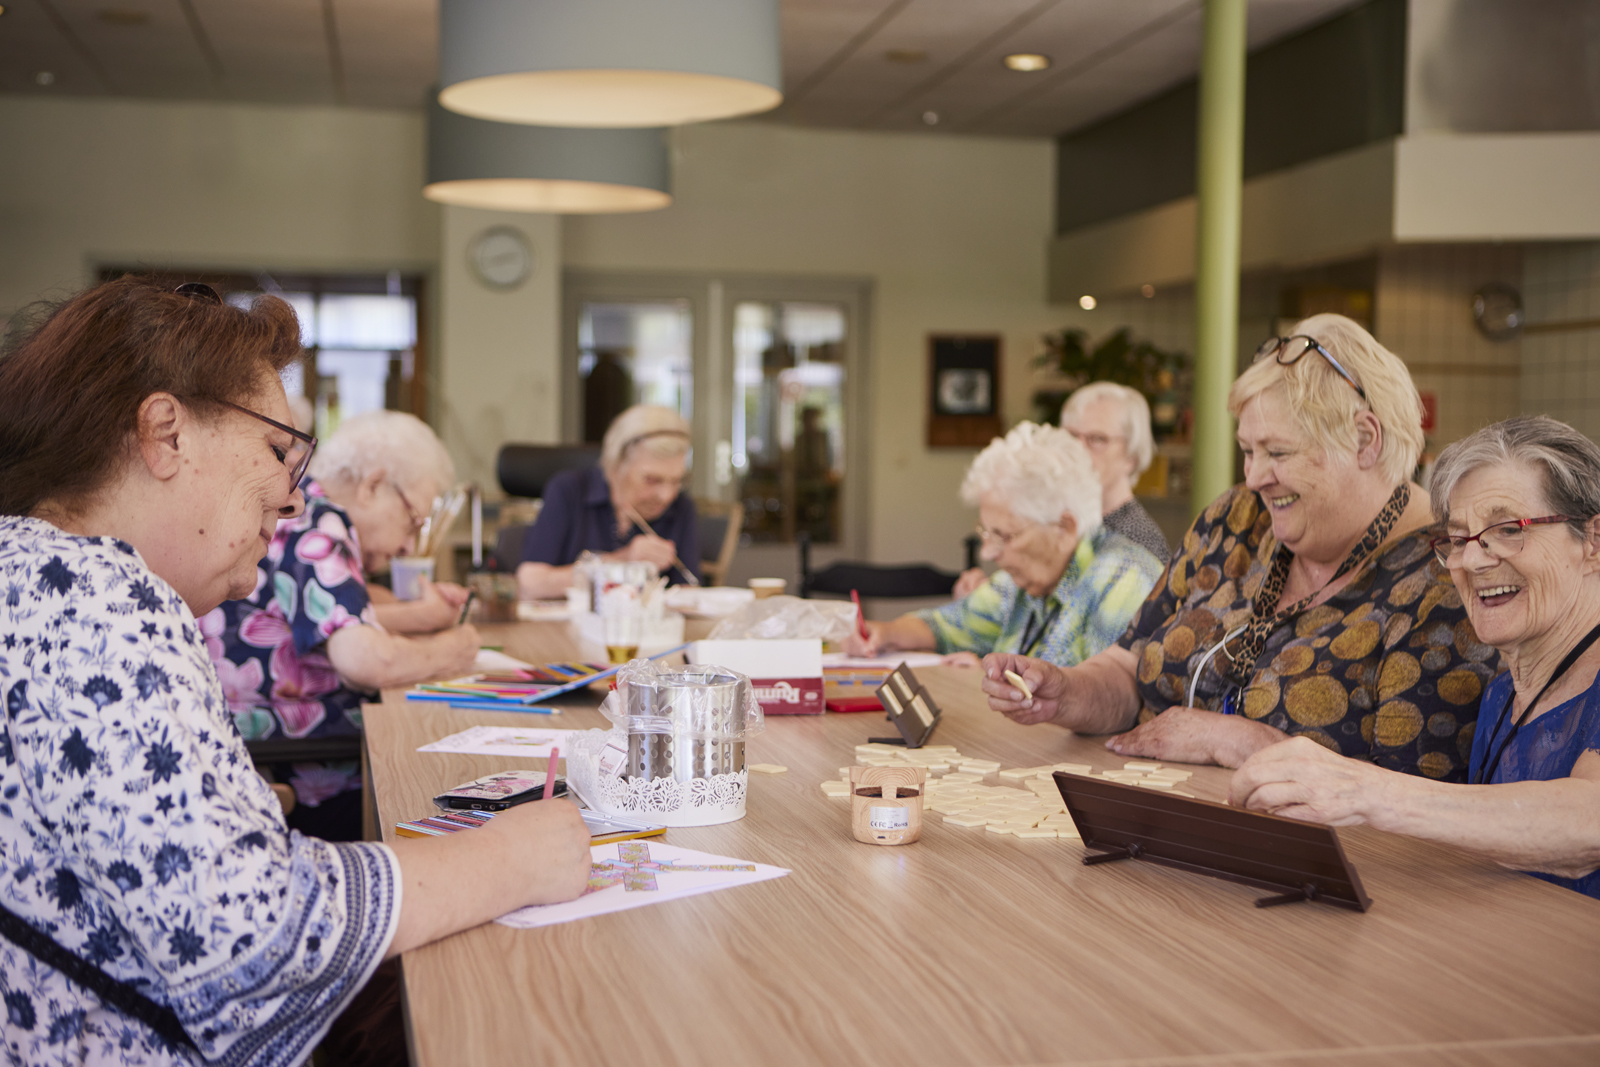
[843,423,1163,667]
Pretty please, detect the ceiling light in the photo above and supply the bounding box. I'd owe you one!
[922,111,940,126]
[1003,53,1052,73]
[884,49,927,64]
[1141,284,1156,298]
[1079,295,1097,310]
[35,72,54,86]
[424,100,671,214]
[438,0,782,128]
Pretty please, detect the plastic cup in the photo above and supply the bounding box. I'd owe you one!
[391,556,435,601]
[749,578,786,599]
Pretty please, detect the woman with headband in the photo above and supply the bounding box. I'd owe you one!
[516,404,701,598]
[982,314,1497,779]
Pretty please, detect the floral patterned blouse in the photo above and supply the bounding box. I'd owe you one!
[1117,485,1501,781]
[0,516,398,1065]
[201,484,374,810]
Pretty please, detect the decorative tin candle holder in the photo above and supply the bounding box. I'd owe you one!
[850,765,925,846]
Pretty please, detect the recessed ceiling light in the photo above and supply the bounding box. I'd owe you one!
[1141,284,1156,298]
[884,49,927,64]
[1079,295,1097,310]
[922,111,940,126]
[1003,53,1051,73]
[35,71,54,86]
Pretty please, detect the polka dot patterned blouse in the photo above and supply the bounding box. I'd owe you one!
[1118,485,1502,781]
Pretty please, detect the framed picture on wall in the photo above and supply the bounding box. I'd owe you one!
[927,334,1002,448]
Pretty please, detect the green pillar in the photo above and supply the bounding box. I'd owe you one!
[1191,0,1247,516]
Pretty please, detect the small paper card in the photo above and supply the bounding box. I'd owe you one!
[416,725,579,758]
[496,841,789,930]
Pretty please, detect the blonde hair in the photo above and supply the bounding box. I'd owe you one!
[1060,381,1155,474]
[1228,313,1423,486]
[961,422,1102,536]
[600,404,691,479]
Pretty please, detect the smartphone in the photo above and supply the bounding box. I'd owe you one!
[456,589,478,626]
[433,770,566,811]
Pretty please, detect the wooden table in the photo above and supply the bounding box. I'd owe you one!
[365,623,1600,1067]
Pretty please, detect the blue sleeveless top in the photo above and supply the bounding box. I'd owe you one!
[1470,670,1600,898]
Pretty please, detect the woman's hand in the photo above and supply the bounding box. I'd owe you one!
[1106,707,1287,768]
[951,568,987,599]
[941,651,982,669]
[979,654,1065,726]
[612,534,677,571]
[372,578,470,634]
[1229,736,1390,824]
[842,621,885,658]
[479,799,593,903]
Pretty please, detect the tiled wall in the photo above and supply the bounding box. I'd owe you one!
[1372,244,1523,454]
[1522,242,1600,439]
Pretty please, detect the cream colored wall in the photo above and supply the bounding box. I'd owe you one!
[0,96,437,314]
[1522,242,1600,440]
[438,208,562,489]
[564,121,1078,570]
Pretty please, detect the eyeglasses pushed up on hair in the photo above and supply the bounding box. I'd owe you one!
[1429,515,1573,568]
[1254,335,1368,404]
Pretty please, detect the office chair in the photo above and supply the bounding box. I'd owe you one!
[496,443,602,499]
[797,531,981,599]
[695,500,746,586]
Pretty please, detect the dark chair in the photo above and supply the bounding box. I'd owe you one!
[489,522,529,573]
[496,443,601,499]
[695,499,745,586]
[798,531,970,599]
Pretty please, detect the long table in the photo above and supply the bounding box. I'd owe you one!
[365,622,1600,1067]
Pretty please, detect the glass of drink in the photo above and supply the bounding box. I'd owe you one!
[601,589,643,664]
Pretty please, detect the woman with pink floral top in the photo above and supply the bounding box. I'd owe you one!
[205,410,478,839]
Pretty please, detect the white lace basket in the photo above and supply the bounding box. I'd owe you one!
[569,728,748,826]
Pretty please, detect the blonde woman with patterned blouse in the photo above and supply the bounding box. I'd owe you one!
[982,314,1497,778]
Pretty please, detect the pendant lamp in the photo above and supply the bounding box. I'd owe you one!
[438,0,781,128]
[424,99,671,214]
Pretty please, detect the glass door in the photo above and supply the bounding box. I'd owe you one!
[575,300,693,441]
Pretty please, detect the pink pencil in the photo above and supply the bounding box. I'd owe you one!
[543,746,560,801]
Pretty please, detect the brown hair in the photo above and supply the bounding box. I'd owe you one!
[0,276,303,516]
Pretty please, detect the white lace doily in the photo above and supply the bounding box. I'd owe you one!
[569,728,748,826]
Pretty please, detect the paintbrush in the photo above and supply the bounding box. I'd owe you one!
[624,505,700,586]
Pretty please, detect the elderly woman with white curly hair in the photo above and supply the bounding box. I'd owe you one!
[205,409,478,841]
[844,422,1163,666]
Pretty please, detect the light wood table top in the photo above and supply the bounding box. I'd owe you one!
[366,622,1600,1067]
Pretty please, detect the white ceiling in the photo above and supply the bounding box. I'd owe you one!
[0,0,1363,137]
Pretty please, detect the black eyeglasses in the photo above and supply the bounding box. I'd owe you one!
[221,401,317,487]
[1254,335,1368,404]
[173,281,222,304]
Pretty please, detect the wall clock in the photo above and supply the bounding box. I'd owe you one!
[469,226,533,290]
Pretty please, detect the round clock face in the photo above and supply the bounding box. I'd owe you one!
[469,226,533,290]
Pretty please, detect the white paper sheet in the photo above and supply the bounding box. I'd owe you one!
[416,724,581,758]
[473,648,538,672]
[821,651,947,669]
[496,841,789,929]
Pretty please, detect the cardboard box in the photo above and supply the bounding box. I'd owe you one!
[689,639,824,715]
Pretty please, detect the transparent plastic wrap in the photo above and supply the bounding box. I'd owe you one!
[566,659,765,825]
[706,594,856,642]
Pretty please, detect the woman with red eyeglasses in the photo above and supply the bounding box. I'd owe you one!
[1233,416,1600,899]
[0,278,588,1065]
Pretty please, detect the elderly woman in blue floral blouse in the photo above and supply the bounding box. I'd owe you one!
[0,278,589,1065]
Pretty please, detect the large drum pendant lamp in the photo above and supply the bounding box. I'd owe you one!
[438,0,781,128]
[425,100,671,213]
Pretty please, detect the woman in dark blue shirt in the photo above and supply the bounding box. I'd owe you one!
[517,404,701,598]
[1231,416,1600,899]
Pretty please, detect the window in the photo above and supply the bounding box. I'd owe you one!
[576,300,693,441]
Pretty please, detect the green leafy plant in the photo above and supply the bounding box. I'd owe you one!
[1031,327,1190,435]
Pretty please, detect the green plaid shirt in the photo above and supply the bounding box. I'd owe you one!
[914,527,1162,666]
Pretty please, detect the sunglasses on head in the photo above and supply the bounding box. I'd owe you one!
[1254,335,1368,404]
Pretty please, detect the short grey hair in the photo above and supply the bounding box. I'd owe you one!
[961,422,1102,536]
[601,404,691,479]
[1429,416,1600,538]
[309,410,456,497]
[1060,381,1155,475]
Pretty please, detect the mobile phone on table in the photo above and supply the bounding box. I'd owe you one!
[433,770,566,811]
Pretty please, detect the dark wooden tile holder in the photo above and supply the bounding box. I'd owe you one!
[1052,772,1373,912]
[869,665,941,748]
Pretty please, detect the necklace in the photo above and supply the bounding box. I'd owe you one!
[1474,619,1600,785]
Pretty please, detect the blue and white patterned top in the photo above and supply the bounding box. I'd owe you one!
[0,516,400,1065]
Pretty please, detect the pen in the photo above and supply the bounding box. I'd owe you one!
[851,589,870,640]
[543,746,560,801]
[457,589,478,626]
